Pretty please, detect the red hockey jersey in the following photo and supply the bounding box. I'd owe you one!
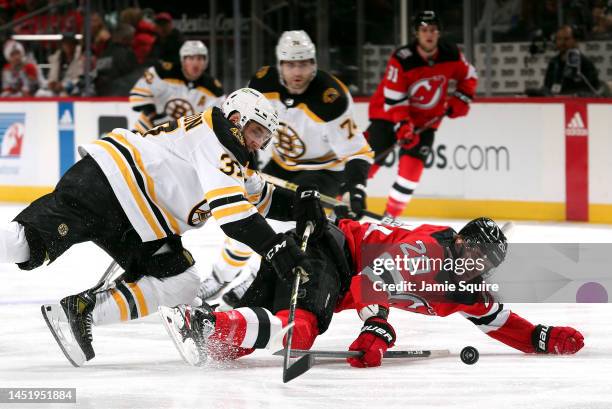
[335,219,540,353]
[368,41,478,128]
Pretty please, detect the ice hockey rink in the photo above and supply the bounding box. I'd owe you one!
[1,203,611,409]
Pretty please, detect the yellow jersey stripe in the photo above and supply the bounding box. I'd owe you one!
[163,78,185,86]
[129,97,151,103]
[211,202,254,220]
[296,103,324,123]
[202,108,213,129]
[256,186,273,214]
[93,140,165,239]
[221,250,248,267]
[108,133,181,235]
[131,87,153,95]
[263,92,281,101]
[110,289,129,321]
[195,86,215,97]
[127,283,149,317]
[205,185,247,201]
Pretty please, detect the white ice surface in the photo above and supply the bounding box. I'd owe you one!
[1,204,611,409]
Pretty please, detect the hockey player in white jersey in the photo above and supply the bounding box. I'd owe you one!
[198,30,374,305]
[129,40,225,133]
[0,88,314,366]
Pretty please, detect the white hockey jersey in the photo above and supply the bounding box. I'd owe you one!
[248,66,373,172]
[79,107,274,243]
[129,61,225,133]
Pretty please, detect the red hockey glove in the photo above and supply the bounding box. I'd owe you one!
[447,91,472,118]
[532,325,584,354]
[394,120,419,150]
[347,317,396,368]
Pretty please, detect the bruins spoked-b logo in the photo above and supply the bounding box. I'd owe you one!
[323,87,340,103]
[164,98,195,120]
[274,122,306,159]
[188,199,212,227]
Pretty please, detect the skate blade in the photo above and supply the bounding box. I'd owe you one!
[41,304,86,367]
[158,306,203,366]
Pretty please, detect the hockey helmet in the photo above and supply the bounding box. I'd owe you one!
[458,217,507,267]
[180,40,208,59]
[276,30,316,63]
[221,88,279,150]
[413,10,441,31]
[276,30,317,88]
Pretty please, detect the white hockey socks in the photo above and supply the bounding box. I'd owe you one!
[0,221,30,264]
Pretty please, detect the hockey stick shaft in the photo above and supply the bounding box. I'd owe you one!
[93,260,120,292]
[275,348,450,359]
[282,222,314,383]
[373,114,446,163]
[261,173,384,221]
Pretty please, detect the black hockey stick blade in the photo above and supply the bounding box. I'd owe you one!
[274,348,450,359]
[283,354,315,383]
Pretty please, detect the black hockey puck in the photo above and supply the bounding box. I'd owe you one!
[460,346,479,365]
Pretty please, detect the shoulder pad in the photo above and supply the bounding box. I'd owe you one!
[300,70,349,121]
[394,45,413,60]
[196,73,225,97]
[248,66,282,93]
[154,60,183,80]
[436,40,461,62]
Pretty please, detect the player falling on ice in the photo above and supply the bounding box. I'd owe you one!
[0,88,318,366]
[129,40,225,133]
[367,10,478,217]
[197,30,374,308]
[163,191,583,368]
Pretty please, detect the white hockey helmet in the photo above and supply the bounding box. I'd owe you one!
[275,30,316,63]
[221,88,279,149]
[180,40,208,59]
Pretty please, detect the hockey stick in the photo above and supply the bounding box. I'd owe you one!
[93,260,121,293]
[261,173,384,221]
[274,348,450,359]
[373,113,446,164]
[282,221,315,383]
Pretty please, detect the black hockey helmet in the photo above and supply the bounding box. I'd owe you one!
[458,217,507,267]
[413,10,441,31]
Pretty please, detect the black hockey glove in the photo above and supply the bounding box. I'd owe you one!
[294,185,327,240]
[340,183,367,220]
[262,232,313,282]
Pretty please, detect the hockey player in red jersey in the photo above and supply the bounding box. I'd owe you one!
[367,10,478,217]
[162,190,583,367]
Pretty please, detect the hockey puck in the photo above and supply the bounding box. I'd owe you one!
[460,346,479,365]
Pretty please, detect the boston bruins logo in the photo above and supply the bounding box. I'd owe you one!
[164,98,194,120]
[322,87,340,103]
[188,199,212,227]
[274,122,306,159]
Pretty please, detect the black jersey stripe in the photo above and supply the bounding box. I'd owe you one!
[391,182,414,195]
[224,249,251,262]
[208,194,247,211]
[116,282,139,320]
[466,303,504,326]
[103,137,173,237]
[251,307,271,349]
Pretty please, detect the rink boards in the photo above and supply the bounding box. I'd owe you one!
[0,97,611,222]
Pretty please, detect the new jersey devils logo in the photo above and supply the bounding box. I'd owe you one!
[1,122,25,157]
[407,76,447,110]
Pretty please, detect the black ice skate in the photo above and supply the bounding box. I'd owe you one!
[159,303,216,366]
[41,289,96,367]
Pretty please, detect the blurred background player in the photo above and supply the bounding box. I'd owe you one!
[129,40,224,133]
[197,30,374,306]
[367,11,478,218]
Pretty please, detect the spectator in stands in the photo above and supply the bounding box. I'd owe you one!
[37,33,83,96]
[120,7,156,65]
[474,0,524,41]
[1,40,41,97]
[591,1,612,39]
[90,11,111,58]
[94,24,140,96]
[150,12,184,63]
[543,25,601,96]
